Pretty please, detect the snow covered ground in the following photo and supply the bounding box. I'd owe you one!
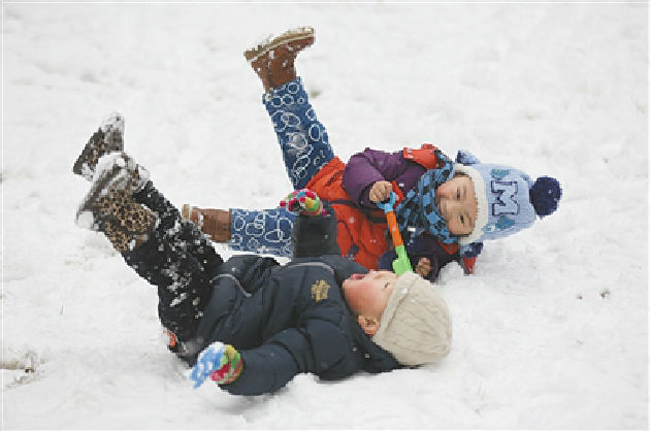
[2,2,647,429]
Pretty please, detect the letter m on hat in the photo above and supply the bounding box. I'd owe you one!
[491,180,519,215]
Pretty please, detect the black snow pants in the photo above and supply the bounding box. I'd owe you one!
[123,181,224,353]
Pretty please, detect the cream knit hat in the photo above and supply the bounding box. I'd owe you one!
[372,272,452,366]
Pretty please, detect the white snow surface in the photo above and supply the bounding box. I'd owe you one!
[2,3,648,430]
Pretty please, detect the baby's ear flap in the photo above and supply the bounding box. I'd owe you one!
[357,315,380,336]
[456,150,481,165]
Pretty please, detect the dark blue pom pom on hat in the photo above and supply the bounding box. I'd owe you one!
[529,176,562,217]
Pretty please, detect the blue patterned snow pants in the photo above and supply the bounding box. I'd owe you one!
[230,78,335,257]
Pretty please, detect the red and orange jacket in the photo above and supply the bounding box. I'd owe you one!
[305,144,469,278]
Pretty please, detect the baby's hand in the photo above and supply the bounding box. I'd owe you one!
[280,189,326,217]
[369,181,393,203]
[190,342,243,388]
[415,257,432,278]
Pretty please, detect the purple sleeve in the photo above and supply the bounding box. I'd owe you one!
[343,148,411,209]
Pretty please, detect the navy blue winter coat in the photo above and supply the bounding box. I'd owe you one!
[193,253,401,396]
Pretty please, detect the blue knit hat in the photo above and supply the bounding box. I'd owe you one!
[454,150,562,246]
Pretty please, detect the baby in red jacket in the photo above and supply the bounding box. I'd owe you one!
[180,27,562,280]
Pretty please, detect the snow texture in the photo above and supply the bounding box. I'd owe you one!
[100,112,125,135]
[2,3,647,430]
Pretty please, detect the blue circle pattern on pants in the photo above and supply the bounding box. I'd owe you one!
[228,78,336,256]
[230,208,295,257]
[263,78,334,190]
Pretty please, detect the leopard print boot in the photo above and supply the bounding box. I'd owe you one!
[76,152,155,253]
[72,112,125,181]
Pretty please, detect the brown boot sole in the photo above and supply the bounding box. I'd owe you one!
[244,26,314,63]
[181,204,192,220]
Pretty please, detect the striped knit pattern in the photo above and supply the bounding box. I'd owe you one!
[210,345,243,385]
[394,150,457,244]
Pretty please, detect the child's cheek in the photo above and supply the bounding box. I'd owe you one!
[436,182,449,199]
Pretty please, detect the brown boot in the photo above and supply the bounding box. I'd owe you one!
[76,153,156,253]
[181,205,231,242]
[244,26,315,92]
[73,112,125,181]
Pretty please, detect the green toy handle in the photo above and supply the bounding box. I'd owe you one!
[376,192,413,275]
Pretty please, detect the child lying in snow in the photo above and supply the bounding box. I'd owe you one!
[180,26,563,281]
[72,143,452,395]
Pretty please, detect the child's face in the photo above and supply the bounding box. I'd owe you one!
[342,271,397,326]
[435,174,478,236]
